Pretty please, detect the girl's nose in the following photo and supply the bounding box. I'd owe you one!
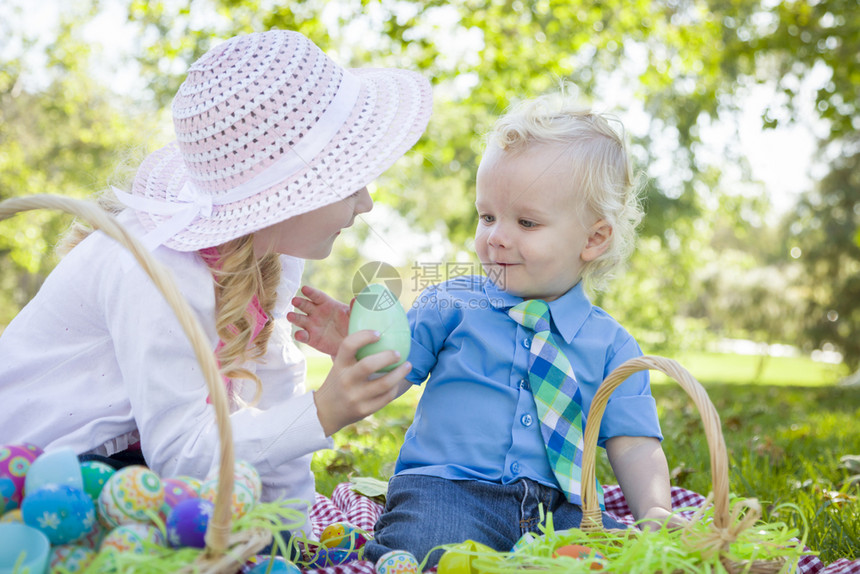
[354,187,372,214]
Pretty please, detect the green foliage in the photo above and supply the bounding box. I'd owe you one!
[0,9,156,323]
[788,147,860,369]
[115,0,858,364]
[2,0,858,366]
[308,353,859,564]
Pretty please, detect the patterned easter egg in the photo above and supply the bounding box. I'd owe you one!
[320,521,371,549]
[171,475,202,494]
[199,478,255,520]
[97,465,164,528]
[159,477,200,521]
[0,508,23,523]
[0,443,44,506]
[511,531,538,552]
[1,476,16,514]
[375,550,419,574]
[80,460,116,504]
[21,484,96,545]
[166,498,213,548]
[234,460,262,502]
[49,544,97,573]
[244,556,301,574]
[306,547,360,568]
[100,523,164,553]
[77,518,106,550]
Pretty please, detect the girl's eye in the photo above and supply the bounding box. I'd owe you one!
[519,219,537,228]
[480,214,495,223]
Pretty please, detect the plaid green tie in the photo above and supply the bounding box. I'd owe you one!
[509,299,604,508]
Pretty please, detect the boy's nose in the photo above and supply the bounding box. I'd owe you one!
[487,224,509,248]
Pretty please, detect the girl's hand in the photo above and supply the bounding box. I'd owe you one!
[313,329,412,436]
[288,285,351,357]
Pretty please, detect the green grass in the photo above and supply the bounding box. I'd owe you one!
[306,351,859,565]
[650,350,849,386]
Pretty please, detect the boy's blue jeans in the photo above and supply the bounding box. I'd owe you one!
[363,474,627,567]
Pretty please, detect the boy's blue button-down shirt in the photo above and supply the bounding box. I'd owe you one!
[395,276,662,497]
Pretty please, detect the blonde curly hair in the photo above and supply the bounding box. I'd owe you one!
[487,93,643,292]
[207,236,281,402]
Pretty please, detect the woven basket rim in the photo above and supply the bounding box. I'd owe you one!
[0,194,272,570]
[578,354,784,573]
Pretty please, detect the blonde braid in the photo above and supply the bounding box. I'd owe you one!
[207,236,281,403]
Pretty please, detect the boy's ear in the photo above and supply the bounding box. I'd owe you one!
[581,220,612,262]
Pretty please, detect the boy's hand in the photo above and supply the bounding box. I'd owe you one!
[288,285,351,357]
[638,506,688,531]
[313,329,412,436]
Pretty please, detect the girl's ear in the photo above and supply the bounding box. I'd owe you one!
[581,220,612,262]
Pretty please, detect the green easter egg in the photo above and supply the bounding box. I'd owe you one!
[80,461,116,505]
[348,284,411,372]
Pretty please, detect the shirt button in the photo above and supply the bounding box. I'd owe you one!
[519,378,530,390]
[522,338,531,349]
[521,414,533,427]
[510,462,520,474]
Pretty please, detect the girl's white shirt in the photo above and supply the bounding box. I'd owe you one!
[0,210,332,527]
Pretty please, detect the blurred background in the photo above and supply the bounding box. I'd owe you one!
[1,0,857,384]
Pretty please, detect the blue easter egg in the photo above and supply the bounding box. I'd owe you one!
[1,476,17,514]
[166,498,213,548]
[245,556,301,574]
[306,546,360,567]
[24,448,84,495]
[320,521,371,549]
[21,484,96,545]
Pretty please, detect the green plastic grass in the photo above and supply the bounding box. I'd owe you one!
[430,498,811,574]
[73,499,304,574]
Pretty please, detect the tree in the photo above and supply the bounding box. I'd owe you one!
[3,0,858,367]
[789,146,860,369]
[0,7,156,323]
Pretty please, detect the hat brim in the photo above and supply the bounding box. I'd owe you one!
[132,67,432,252]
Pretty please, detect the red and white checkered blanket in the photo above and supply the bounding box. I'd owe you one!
[303,482,858,574]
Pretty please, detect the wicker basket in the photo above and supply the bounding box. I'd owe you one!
[579,355,785,574]
[0,195,272,573]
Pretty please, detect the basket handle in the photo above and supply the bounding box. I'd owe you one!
[0,194,235,556]
[579,355,730,533]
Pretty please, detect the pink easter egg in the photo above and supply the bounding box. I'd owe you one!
[159,477,200,521]
[0,443,44,506]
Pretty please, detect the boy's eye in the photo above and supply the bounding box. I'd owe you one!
[480,214,495,223]
[519,219,537,228]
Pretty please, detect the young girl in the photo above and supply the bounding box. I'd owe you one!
[0,29,431,532]
[291,94,674,564]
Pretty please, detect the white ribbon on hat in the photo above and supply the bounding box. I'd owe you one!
[114,70,361,251]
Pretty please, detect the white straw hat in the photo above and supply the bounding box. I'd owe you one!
[115,29,432,251]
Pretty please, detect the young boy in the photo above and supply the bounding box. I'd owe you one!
[291,94,673,566]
